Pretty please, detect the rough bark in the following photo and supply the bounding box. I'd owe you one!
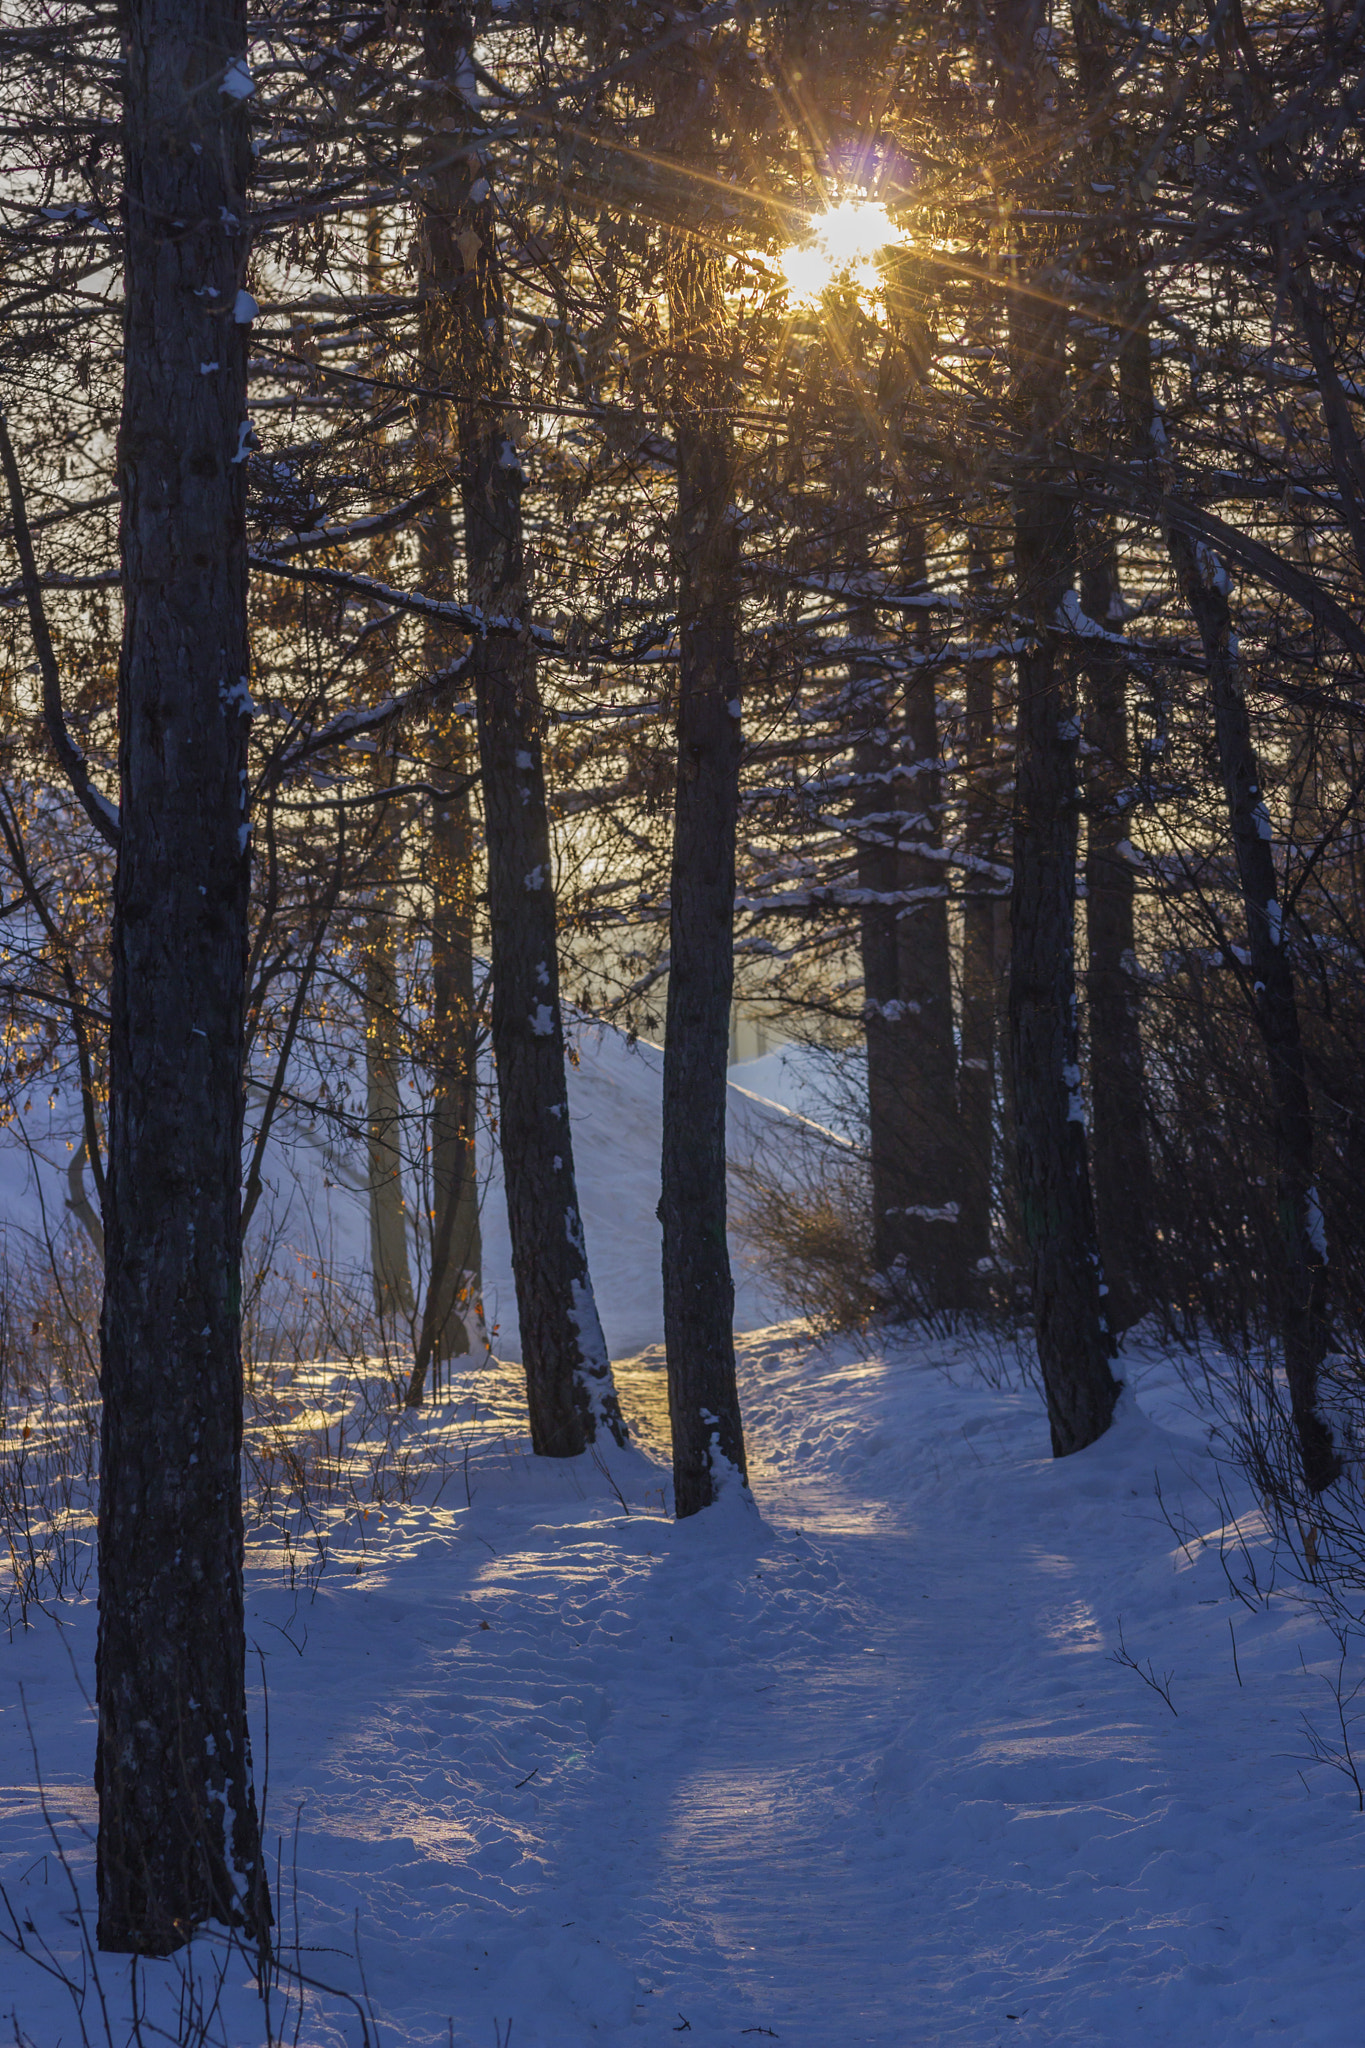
[404,499,482,1399]
[1080,530,1155,1330]
[895,526,966,1308]
[1166,523,1338,1494]
[858,680,964,1306]
[1070,0,1157,1333]
[1009,511,1120,1445]
[426,4,623,1451]
[662,231,749,1518]
[469,492,621,1453]
[855,499,965,1308]
[361,220,415,1329]
[364,753,416,1324]
[1008,415,1121,1447]
[999,0,1120,1455]
[412,697,483,1388]
[97,0,267,1954]
[853,643,915,1277]
[407,697,484,1402]
[993,892,1025,1275]
[958,542,999,1282]
[403,22,484,1404]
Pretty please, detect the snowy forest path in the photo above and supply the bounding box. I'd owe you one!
[595,1334,1096,2046]
[617,1489,931,2045]
[8,1329,1365,2048]
[587,1364,930,2042]
[598,1329,1365,2047]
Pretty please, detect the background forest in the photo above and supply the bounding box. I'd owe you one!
[4,0,1365,2036]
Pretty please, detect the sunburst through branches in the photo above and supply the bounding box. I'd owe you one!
[779,197,907,304]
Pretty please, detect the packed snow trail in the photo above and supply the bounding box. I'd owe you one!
[4,1325,1365,2046]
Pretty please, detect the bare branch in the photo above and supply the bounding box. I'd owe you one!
[0,413,119,849]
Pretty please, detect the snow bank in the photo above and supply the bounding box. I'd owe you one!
[0,1018,801,1361]
[5,1321,1365,2045]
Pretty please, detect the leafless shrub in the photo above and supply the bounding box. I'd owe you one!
[1211,1339,1365,1689]
[0,1219,507,1615]
[0,1226,100,1631]
[1296,1623,1365,1810]
[729,1091,1030,1354]
[0,1726,378,2047]
[730,1116,881,1341]
[1110,1615,1178,1716]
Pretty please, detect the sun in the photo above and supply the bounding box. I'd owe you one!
[780,198,906,305]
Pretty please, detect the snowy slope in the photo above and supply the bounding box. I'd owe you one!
[4,1026,1364,2046]
[235,1021,807,1357]
[0,1021,796,1360]
[4,1324,1365,2046]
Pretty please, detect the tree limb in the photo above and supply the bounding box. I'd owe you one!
[0,413,120,848]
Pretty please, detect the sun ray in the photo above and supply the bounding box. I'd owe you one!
[780,198,907,305]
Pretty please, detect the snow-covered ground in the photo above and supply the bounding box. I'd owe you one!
[5,1329,1365,2044]
[4,1033,1365,2044]
[0,1020,810,1361]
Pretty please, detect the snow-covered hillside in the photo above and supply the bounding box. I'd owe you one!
[0,1019,820,1360]
[3,1029,1363,2047]
[4,1325,1365,2046]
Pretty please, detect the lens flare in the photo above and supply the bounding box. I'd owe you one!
[780,199,906,305]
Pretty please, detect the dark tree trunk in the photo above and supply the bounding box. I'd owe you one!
[364,752,416,1324]
[859,677,964,1307]
[1069,0,1157,1334]
[855,513,964,1309]
[958,542,999,1283]
[472,589,621,1453]
[662,235,749,1519]
[993,891,1025,1278]
[1080,529,1155,1330]
[362,225,415,1329]
[404,21,484,1405]
[854,652,914,1278]
[1166,523,1338,1493]
[1008,482,1120,1449]
[895,526,966,1308]
[97,0,267,1954]
[406,468,481,1399]
[426,5,623,1451]
[998,0,1120,1455]
[413,695,483,1386]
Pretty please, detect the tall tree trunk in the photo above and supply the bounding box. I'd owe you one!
[406,177,483,1403]
[362,223,415,1328]
[411,695,483,1392]
[1007,335,1120,1448]
[994,889,1025,1279]
[1070,0,1157,1334]
[895,523,966,1309]
[1080,526,1155,1330]
[97,0,267,1953]
[406,16,483,1405]
[856,459,964,1310]
[958,538,999,1283]
[1165,523,1338,1493]
[662,230,749,1517]
[364,751,416,1324]
[854,635,915,1280]
[859,656,964,1308]
[426,5,623,1451]
[1008,425,1120,1446]
[999,0,1120,1454]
